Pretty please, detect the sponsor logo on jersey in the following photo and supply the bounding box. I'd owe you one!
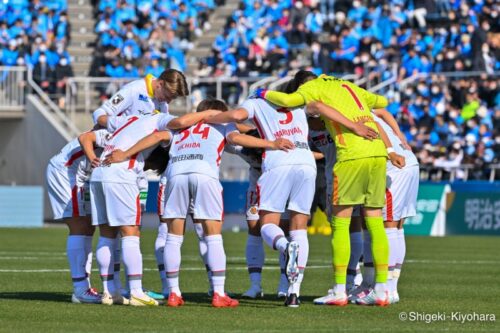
[138,94,149,102]
[111,94,124,105]
[171,154,204,163]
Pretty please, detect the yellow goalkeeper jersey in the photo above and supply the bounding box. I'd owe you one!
[297,76,388,162]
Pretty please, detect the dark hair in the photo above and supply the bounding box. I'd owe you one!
[159,69,189,97]
[144,145,169,175]
[196,98,228,112]
[285,70,317,93]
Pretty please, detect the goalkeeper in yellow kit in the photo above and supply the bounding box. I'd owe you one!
[256,70,401,306]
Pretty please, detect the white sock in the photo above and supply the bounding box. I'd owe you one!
[386,228,398,293]
[206,234,226,296]
[67,235,89,291]
[96,236,116,294]
[288,230,308,296]
[394,228,406,291]
[347,231,363,288]
[121,236,143,297]
[194,223,212,288]
[155,223,168,295]
[113,236,122,291]
[333,283,346,294]
[261,224,288,253]
[362,230,374,288]
[84,236,93,287]
[246,234,264,287]
[164,233,183,296]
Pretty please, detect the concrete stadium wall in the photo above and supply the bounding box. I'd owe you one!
[0,95,72,219]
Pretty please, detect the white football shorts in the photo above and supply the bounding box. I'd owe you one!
[257,165,316,215]
[90,181,141,227]
[384,165,420,221]
[162,173,224,221]
[46,164,86,219]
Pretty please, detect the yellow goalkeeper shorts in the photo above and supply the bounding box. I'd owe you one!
[332,156,387,208]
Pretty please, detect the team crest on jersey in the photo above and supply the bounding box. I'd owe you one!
[138,94,149,102]
[111,94,124,105]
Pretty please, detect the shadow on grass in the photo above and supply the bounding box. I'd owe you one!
[0,292,70,303]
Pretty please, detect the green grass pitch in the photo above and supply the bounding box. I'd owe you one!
[0,228,498,332]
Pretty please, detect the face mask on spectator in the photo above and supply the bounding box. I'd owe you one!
[39,55,47,63]
[126,32,134,39]
[60,58,68,66]
[481,44,489,53]
[40,44,47,52]
[237,60,246,70]
[353,1,361,8]
[311,43,320,53]
[60,16,67,22]
[450,110,458,118]
[125,64,132,71]
[449,125,458,135]
[431,86,440,95]
[17,57,25,65]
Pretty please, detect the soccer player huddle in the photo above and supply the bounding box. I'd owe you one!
[46,68,419,308]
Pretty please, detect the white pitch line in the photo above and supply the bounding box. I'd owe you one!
[0,266,331,273]
[0,255,498,265]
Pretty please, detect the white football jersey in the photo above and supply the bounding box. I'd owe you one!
[49,130,110,186]
[91,114,175,184]
[309,129,336,185]
[373,115,419,171]
[225,144,262,186]
[166,122,238,180]
[92,74,169,129]
[240,99,316,172]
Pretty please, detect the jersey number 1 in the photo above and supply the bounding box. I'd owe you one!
[341,84,364,111]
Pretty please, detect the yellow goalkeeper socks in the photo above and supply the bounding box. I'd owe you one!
[365,216,389,283]
[331,216,351,285]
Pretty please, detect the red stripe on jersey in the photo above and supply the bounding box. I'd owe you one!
[157,184,164,216]
[386,189,393,222]
[71,185,80,217]
[111,116,139,139]
[135,194,141,225]
[65,150,85,167]
[216,139,226,166]
[128,153,138,169]
[341,84,364,111]
[256,184,261,207]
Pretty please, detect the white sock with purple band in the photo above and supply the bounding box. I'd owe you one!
[246,234,265,287]
[83,236,93,287]
[96,236,116,294]
[67,235,89,292]
[194,223,213,289]
[394,228,406,291]
[164,234,183,296]
[122,236,144,297]
[261,224,288,253]
[206,234,226,296]
[385,228,399,294]
[288,230,308,296]
[154,223,168,295]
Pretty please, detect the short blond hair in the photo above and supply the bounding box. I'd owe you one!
[159,69,189,97]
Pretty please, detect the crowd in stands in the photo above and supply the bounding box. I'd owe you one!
[89,0,224,79]
[0,0,498,179]
[0,0,72,104]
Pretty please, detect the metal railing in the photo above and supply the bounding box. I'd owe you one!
[0,66,26,111]
[27,70,80,137]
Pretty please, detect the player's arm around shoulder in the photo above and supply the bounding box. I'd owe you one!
[306,101,378,140]
[104,131,172,165]
[204,108,249,124]
[226,131,294,152]
[78,132,100,168]
[167,110,223,129]
[375,121,406,169]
